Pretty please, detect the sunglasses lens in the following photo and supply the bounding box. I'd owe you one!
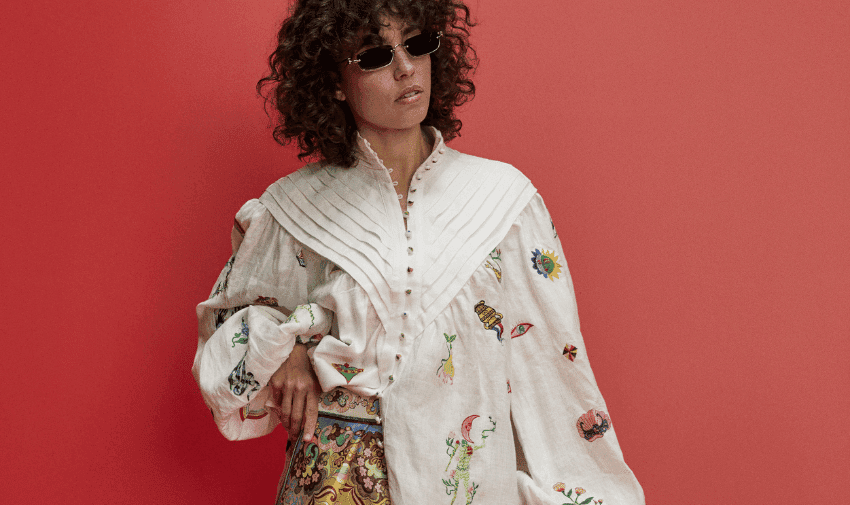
[357,47,393,70]
[354,32,441,70]
[406,32,440,57]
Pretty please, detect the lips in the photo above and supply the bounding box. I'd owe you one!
[396,85,423,101]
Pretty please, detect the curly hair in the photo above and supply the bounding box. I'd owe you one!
[257,0,477,168]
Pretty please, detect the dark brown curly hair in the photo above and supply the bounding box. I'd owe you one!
[257,0,477,167]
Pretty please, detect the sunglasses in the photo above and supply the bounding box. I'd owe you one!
[343,31,442,71]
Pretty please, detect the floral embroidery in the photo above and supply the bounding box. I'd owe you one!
[296,249,306,267]
[443,415,497,505]
[253,295,279,306]
[231,318,249,347]
[437,333,457,385]
[553,482,603,504]
[510,323,534,339]
[563,344,578,361]
[473,300,504,343]
[576,409,611,442]
[209,256,235,299]
[285,304,316,330]
[239,405,268,421]
[228,351,260,400]
[530,248,563,280]
[483,248,502,283]
[332,362,364,383]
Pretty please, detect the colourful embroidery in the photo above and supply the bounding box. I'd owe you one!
[576,409,611,442]
[228,351,260,399]
[507,380,511,393]
[232,318,249,347]
[214,304,247,330]
[239,405,268,421]
[473,300,504,343]
[437,333,457,385]
[332,362,364,383]
[553,483,603,504]
[563,344,578,361]
[530,248,563,280]
[483,248,502,283]
[551,219,558,239]
[209,256,235,299]
[285,304,316,330]
[253,295,279,306]
[296,249,306,267]
[443,415,497,505]
[510,323,534,339]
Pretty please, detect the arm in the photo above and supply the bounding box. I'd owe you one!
[502,194,645,504]
[192,199,331,441]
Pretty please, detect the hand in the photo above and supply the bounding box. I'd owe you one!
[269,343,321,442]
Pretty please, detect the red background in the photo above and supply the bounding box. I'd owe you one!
[2,0,848,502]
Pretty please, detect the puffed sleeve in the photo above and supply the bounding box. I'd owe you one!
[500,194,645,504]
[192,199,333,441]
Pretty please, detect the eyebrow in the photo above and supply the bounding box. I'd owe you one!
[359,24,421,48]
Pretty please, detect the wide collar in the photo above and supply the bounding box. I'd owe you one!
[259,129,536,338]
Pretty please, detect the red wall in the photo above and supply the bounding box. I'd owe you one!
[3,0,847,502]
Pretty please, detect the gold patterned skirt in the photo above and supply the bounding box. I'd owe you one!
[275,388,391,505]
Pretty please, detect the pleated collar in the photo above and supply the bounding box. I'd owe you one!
[354,126,446,173]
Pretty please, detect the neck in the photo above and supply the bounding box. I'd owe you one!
[359,125,433,183]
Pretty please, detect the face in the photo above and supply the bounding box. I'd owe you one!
[335,16,432,136]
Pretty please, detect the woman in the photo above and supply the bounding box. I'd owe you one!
[192,0,645,503]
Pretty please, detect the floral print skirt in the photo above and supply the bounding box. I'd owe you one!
[275,388,391,505]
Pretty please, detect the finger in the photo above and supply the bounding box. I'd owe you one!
[281,382,294,435]
[303,387,319,442]
[290,386,306,440]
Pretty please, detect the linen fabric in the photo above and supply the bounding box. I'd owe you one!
[192,127,645,504]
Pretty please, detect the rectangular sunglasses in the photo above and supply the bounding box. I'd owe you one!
[344,31,442,71]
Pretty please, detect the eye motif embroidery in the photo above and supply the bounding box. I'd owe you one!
[510,323,534,339]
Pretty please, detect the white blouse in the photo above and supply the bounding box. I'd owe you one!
[192,127,645,505]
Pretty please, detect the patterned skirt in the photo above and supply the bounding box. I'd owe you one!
[275,388,391,505]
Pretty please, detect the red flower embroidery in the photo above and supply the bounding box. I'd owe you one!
[576,409,611,442]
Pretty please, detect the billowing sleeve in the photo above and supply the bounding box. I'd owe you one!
[501,194,645,504]
[192,199,333,441]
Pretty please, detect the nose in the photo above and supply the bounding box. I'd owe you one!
[393,45,416,80]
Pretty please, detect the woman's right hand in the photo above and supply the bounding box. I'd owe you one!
[269,343,321,442]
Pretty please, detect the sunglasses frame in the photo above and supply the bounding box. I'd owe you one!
[343,31,443,71]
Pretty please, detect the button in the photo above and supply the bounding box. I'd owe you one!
[415,175,422,180]
[407,247,414,255]
[406,230,412,239]
[407,267,413,273]
[400,333,405,339]
[396,354,401,360]
[425,167,430,171]
[389,375,394,382]
[405,289,411,295]
[375,415,382,424]
[403,211,409,217]
[439,148,445,154]
[431,158,437,163]
[402,312,408,318]
[407,200,413,206]
[410,188,417,193]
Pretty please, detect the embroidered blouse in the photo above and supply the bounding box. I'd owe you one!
[192,127,645,504]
